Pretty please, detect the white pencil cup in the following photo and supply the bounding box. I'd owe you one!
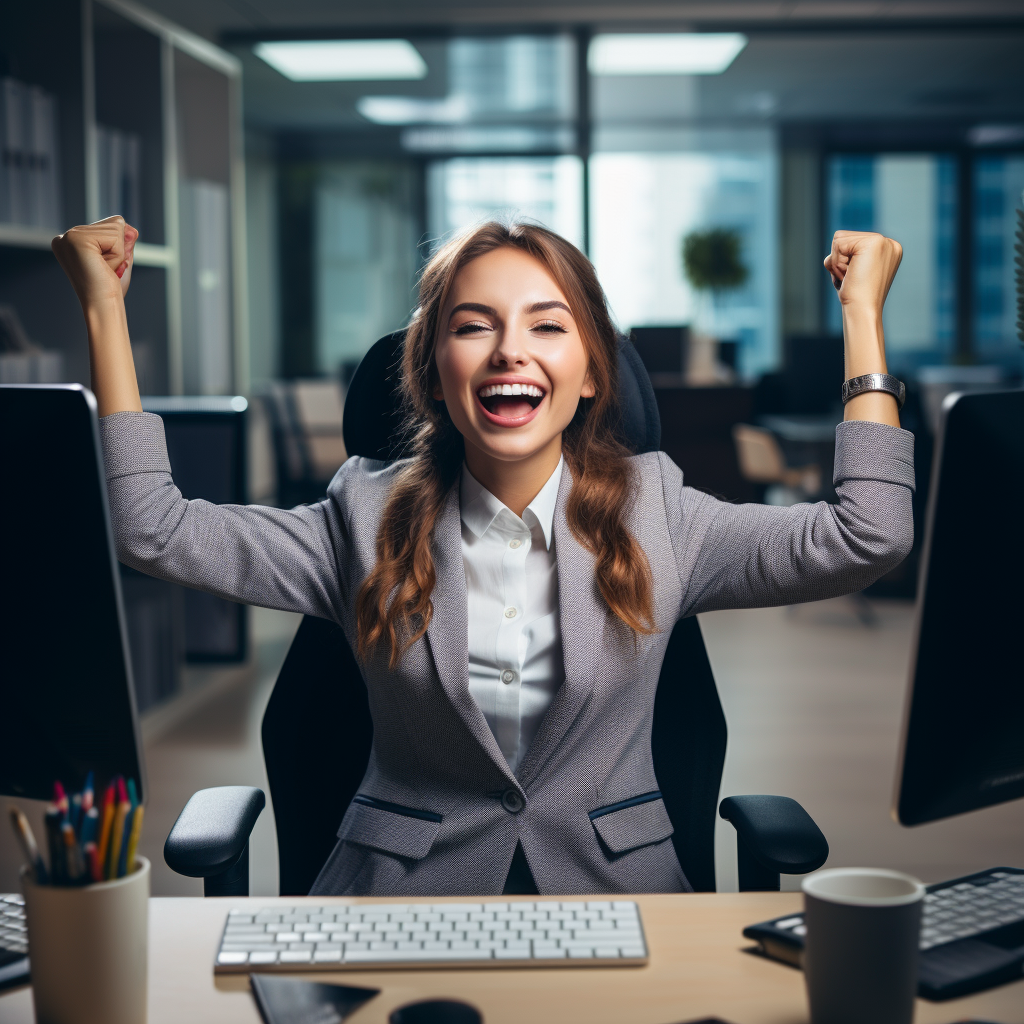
[21,857,149,1024]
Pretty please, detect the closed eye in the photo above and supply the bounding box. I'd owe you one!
[532,320,568,334]
[453,321,493,335]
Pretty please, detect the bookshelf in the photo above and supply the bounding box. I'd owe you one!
[0,0,248,396]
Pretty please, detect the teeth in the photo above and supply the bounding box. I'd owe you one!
[478,383,544,399]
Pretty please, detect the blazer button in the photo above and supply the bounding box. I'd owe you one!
[501,789,524,814]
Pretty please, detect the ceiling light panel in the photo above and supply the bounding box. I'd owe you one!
[589,34,747,76]
[254,40,428,82]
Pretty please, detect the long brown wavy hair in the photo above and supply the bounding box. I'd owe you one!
[356,221,655,666]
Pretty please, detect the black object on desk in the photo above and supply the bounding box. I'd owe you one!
[250,975,378,1024]
[390,1000,481,1024]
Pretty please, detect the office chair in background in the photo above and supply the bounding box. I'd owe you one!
[163,332,829,898]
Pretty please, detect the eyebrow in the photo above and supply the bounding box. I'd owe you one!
[526,300,572,315]
[448,300,572,319]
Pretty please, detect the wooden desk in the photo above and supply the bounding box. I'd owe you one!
[2,894,1021,1024]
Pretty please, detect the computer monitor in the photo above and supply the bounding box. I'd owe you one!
[0,384,146,802]
[894,388,1024,826]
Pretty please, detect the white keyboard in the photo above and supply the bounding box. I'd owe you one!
[214,900,648,973]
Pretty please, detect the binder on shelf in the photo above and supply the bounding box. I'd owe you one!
[0,77,62,230]
[97,124,142,231]
[0,77,28,226]
[27,85,61,229]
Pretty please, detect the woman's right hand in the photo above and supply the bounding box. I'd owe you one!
[51,216,138,310]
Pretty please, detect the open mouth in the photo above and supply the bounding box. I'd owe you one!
[476,382,546,423]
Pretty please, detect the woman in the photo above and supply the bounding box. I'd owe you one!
[52,217,913,897]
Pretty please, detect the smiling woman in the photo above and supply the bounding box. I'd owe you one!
[357,223,654,668]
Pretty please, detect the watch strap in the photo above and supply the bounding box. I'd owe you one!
[842,372,906,410]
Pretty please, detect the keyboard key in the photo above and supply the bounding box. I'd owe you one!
[248,952,279,964]
[217,952,248,965]
[280,951,313,963]
[345,948,492,962]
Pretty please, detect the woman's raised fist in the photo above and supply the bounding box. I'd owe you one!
[51,216,138,310]
[823,230,903,313]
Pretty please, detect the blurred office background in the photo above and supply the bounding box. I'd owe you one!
[1,0,1023,896]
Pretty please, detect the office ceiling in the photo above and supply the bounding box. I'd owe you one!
[142,0,1024,43]
[134,0,1024,142]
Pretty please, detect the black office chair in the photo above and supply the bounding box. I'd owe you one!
[164,332,828,897]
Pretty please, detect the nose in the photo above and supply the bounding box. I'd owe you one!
[491,327,530,369]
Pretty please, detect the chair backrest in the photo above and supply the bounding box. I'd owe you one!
[732,423,786,483]
[262,331,726,895]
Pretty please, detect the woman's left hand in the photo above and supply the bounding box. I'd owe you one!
[824,230,902,313]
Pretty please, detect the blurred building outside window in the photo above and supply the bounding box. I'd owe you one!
[973,155,1024,356]
[426,157,584,251]
[825,153,957,364]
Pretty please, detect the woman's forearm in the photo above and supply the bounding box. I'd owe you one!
[841,303,900,427]
[85,292,142,417]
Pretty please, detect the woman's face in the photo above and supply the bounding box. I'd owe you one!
[433,246,594,468]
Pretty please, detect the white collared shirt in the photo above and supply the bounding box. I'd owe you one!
[460,458,565,772]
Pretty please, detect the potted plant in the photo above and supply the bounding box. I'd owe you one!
[681,227,748,384]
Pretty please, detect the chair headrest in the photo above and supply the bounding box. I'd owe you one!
[342,329,661,462]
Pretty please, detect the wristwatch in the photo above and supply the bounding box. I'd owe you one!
[841,373,906,410]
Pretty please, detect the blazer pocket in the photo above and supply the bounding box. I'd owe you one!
[589,791,674,855]
[337,795,443,860]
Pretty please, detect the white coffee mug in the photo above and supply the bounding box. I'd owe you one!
[21,857,149,1024]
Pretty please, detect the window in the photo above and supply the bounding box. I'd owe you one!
[973,155,1024,354]
[426,157,584,249]
[825,154,957,359]
[590,134,779,378]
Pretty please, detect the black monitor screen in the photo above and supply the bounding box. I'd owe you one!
[0,385,145,801]
[896,389,1024,825]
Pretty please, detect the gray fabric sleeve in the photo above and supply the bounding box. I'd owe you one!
[662,419,916,616]
[99,411,346,621]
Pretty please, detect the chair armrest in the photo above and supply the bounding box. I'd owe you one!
[719,795,828,891]
[164,786,265,878]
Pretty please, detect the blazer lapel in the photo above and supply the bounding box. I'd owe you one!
[516,463,604,788]
[424,483,518,785]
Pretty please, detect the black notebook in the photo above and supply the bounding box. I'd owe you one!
[250,975,379,1024]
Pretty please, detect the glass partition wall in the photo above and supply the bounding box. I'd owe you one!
[234,28,1024,379]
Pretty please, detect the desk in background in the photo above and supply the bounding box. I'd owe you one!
[1,894,1020,1024]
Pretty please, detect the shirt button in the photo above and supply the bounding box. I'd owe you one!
[509,538,522,549]
[501,669,516,684]
[504,607,517,619]
[501,789,524,814]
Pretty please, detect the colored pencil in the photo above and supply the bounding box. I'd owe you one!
[62,822,84,883]
[44,806,65,884]
[106,797,130,881]
[85,841,100,883]
[79,806,99,846]
[124,804,144,876]
[53,781,68,823]
[7,807,49,885]
[81,771,95,815]
[96,783,116,871]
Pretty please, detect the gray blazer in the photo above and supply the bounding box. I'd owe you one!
[100,413,915,896]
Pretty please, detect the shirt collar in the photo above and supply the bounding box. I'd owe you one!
[460,456,563,551]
